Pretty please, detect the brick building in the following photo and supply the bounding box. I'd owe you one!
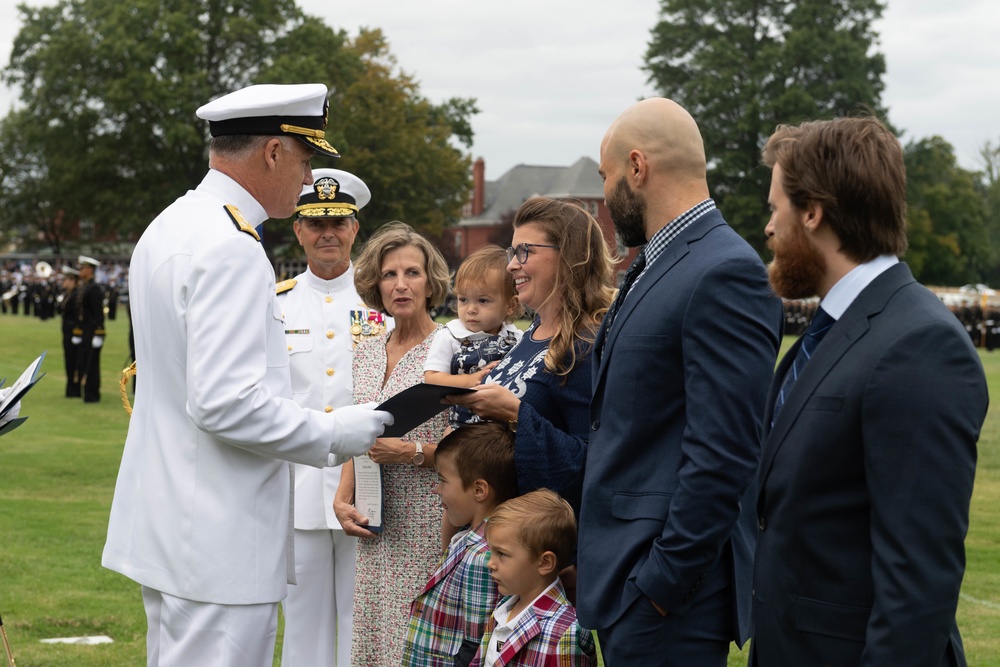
[441,157,637,283]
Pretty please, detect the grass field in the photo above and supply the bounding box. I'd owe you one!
[1,314,998,666]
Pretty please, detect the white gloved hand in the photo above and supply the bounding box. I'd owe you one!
[91,336,103,349]
[327,402,395,463]
[71,336,82,345]
[0,387,21,427]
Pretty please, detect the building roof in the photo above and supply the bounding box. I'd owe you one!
[458,156,602,227]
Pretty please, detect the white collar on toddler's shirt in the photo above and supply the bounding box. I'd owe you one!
[483,580,560,665]
[445,318,521,341]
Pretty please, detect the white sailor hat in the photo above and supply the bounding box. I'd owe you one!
[78,255,101,268]
[295,169,371,218]
[196,83,340,159]
[61,266,80,277]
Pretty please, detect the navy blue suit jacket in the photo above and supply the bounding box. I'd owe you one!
[577,209,782,645]
[751,263,988,667]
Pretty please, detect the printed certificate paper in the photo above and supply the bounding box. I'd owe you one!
[353,455,385,533]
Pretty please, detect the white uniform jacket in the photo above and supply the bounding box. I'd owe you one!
[276,267,389,530]
[103,169,342,605]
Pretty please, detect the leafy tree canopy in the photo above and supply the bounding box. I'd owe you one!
[0,0,476,254]
[644,0,887,253]
[903,136,992,286]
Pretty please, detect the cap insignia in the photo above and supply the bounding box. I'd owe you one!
[316,177,339,200]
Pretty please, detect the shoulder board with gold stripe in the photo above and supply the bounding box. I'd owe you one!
[276,279,297,294]
[223,204,260,242]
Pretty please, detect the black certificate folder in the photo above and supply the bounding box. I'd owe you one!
[377,383,474,438]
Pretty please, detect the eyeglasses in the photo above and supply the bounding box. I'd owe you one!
[505,243,559,264]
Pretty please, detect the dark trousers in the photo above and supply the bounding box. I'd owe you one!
[598,567,732,666]
[63,335,81,397]
[77,345,101,402]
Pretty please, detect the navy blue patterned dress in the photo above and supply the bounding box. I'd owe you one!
[483,319,595,511]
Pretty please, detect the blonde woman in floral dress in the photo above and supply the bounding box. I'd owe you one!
[334,222,451,666]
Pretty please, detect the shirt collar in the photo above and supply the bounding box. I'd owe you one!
[303,264,354,293]
[644,199,717,268]
[198,168,269,227]
[821,254,899,320]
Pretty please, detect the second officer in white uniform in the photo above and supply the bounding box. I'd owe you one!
[277,168,389,666]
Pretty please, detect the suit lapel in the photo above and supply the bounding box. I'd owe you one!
[595,213,726,383]
[759,263,916,484]
[496,610,541,665]
[496,582,566,665]
[419,523,482,595]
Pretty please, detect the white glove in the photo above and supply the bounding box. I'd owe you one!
[71,336,82,345]
[0,387,21,427]
[327,402,395,463]
[91,336,103,349]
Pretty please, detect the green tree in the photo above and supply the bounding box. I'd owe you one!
[904,136,992,286]
[644,0,887,253]
[0,0,475,252]
[317,28,476,243]
[977,140,1000,286]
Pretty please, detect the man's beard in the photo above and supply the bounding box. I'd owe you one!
[767,221,826,299]
[607,175,647,248]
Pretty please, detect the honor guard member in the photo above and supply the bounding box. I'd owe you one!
[101,84,394,667]
[59,266,82,397]
[276,168,388,667]
[75,255,107,403]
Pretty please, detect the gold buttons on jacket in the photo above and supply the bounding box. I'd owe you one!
[324,406,333,413]
[287,345,293,351]
[326,330,334,339]
[325,296,333,303]
[326,368,335,376]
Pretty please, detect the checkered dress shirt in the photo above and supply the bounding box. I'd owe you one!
[631,198,716,286]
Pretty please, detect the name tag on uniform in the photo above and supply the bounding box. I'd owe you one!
[284,329,309,334]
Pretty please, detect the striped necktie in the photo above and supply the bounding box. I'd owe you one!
[773,307,835,422]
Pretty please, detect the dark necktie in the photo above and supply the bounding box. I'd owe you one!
[604,249,647,340]
[772,307,835,422]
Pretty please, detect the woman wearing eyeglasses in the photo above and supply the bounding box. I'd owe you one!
[447,196,616,512]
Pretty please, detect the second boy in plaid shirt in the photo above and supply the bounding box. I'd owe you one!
[401,422,519,666]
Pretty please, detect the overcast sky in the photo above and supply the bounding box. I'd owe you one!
[1,0,997,179]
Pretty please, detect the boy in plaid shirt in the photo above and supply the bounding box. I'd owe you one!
[472,490,596,667]
[402,422,519,667]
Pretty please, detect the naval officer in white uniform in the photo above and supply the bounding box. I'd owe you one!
[277,168,389,666]
[102,84,393,667]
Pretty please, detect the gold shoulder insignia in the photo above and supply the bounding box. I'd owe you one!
[276,279,298,294]
[223,204,260,242]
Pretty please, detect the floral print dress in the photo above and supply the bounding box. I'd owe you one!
[349,325,447,666]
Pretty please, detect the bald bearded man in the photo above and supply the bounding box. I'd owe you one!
[577,98,782,665]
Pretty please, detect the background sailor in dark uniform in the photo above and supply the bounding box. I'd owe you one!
[74,255,106,403]
[58,266,83,397]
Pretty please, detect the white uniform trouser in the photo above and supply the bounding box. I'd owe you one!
[142,586,277,667]
[281,528,358,666]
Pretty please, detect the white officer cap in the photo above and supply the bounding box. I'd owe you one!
[78,255,101,268]
[61,266,80,277]
[295,168,372,219]
[196,83,340,159]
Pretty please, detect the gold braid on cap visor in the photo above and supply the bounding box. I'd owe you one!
[295,203,359,218]
[280,124,339,154]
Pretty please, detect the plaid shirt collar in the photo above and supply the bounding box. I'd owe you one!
[636,198,716,282]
